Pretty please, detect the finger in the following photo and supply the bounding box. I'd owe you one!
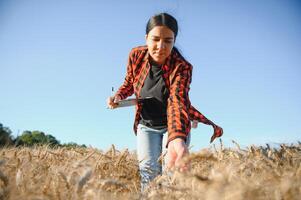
[176,153,189,172]
[114,95,121,103]
[111,103,119,109]
[167,154,176,169]
[108,96,114,103]
[107,98,113,108]
[107,96,120,108]
[175,146,188,168]
[166,147,177,170]
[179,161,190,172]
[109,105,116,109]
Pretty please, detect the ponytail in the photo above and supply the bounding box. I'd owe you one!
[173,46,186,61]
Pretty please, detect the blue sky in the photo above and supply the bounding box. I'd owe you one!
[1,0,300,151]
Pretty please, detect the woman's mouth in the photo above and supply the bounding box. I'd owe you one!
[155,52,165,57]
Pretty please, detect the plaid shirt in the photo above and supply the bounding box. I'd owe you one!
[116,46,222,146]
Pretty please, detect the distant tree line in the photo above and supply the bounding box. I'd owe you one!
[0,123,86,148]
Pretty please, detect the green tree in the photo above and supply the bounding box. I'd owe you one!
[15,130,60,146]
[0,123,14,146]
[61,142,87,148]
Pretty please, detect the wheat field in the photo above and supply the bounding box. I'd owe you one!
[0,141,300,200]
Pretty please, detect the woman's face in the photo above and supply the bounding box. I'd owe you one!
[146,26,175,65]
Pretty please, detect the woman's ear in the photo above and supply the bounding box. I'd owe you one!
[145,34,148,44]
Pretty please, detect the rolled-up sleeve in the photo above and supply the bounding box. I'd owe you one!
[166,63,192,147]
[115,49,135,100]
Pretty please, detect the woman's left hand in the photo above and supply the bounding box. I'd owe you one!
[166,138,189,172]
[191,120,198,129]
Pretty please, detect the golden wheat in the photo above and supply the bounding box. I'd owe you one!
[0,142,300,199]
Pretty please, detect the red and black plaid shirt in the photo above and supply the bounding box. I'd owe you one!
[116,46,222,146]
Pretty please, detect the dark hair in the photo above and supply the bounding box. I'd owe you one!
[146,13,178,39]
[146,13,185,60]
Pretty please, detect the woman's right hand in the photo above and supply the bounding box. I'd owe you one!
[107,95,121,109]
[166,138,189,172]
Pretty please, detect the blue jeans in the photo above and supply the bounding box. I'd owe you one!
[136,123,190,191]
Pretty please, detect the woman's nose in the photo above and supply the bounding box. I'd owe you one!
[158,40,165,49]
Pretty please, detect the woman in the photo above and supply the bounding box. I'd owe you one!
[107,13,223,190]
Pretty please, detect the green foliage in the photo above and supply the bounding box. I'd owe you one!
[61,142,87,148]
[1,122,86,148]
[0,123,13,146]
[15,130,60,147]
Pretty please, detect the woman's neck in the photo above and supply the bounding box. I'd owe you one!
[149,57,164,67]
